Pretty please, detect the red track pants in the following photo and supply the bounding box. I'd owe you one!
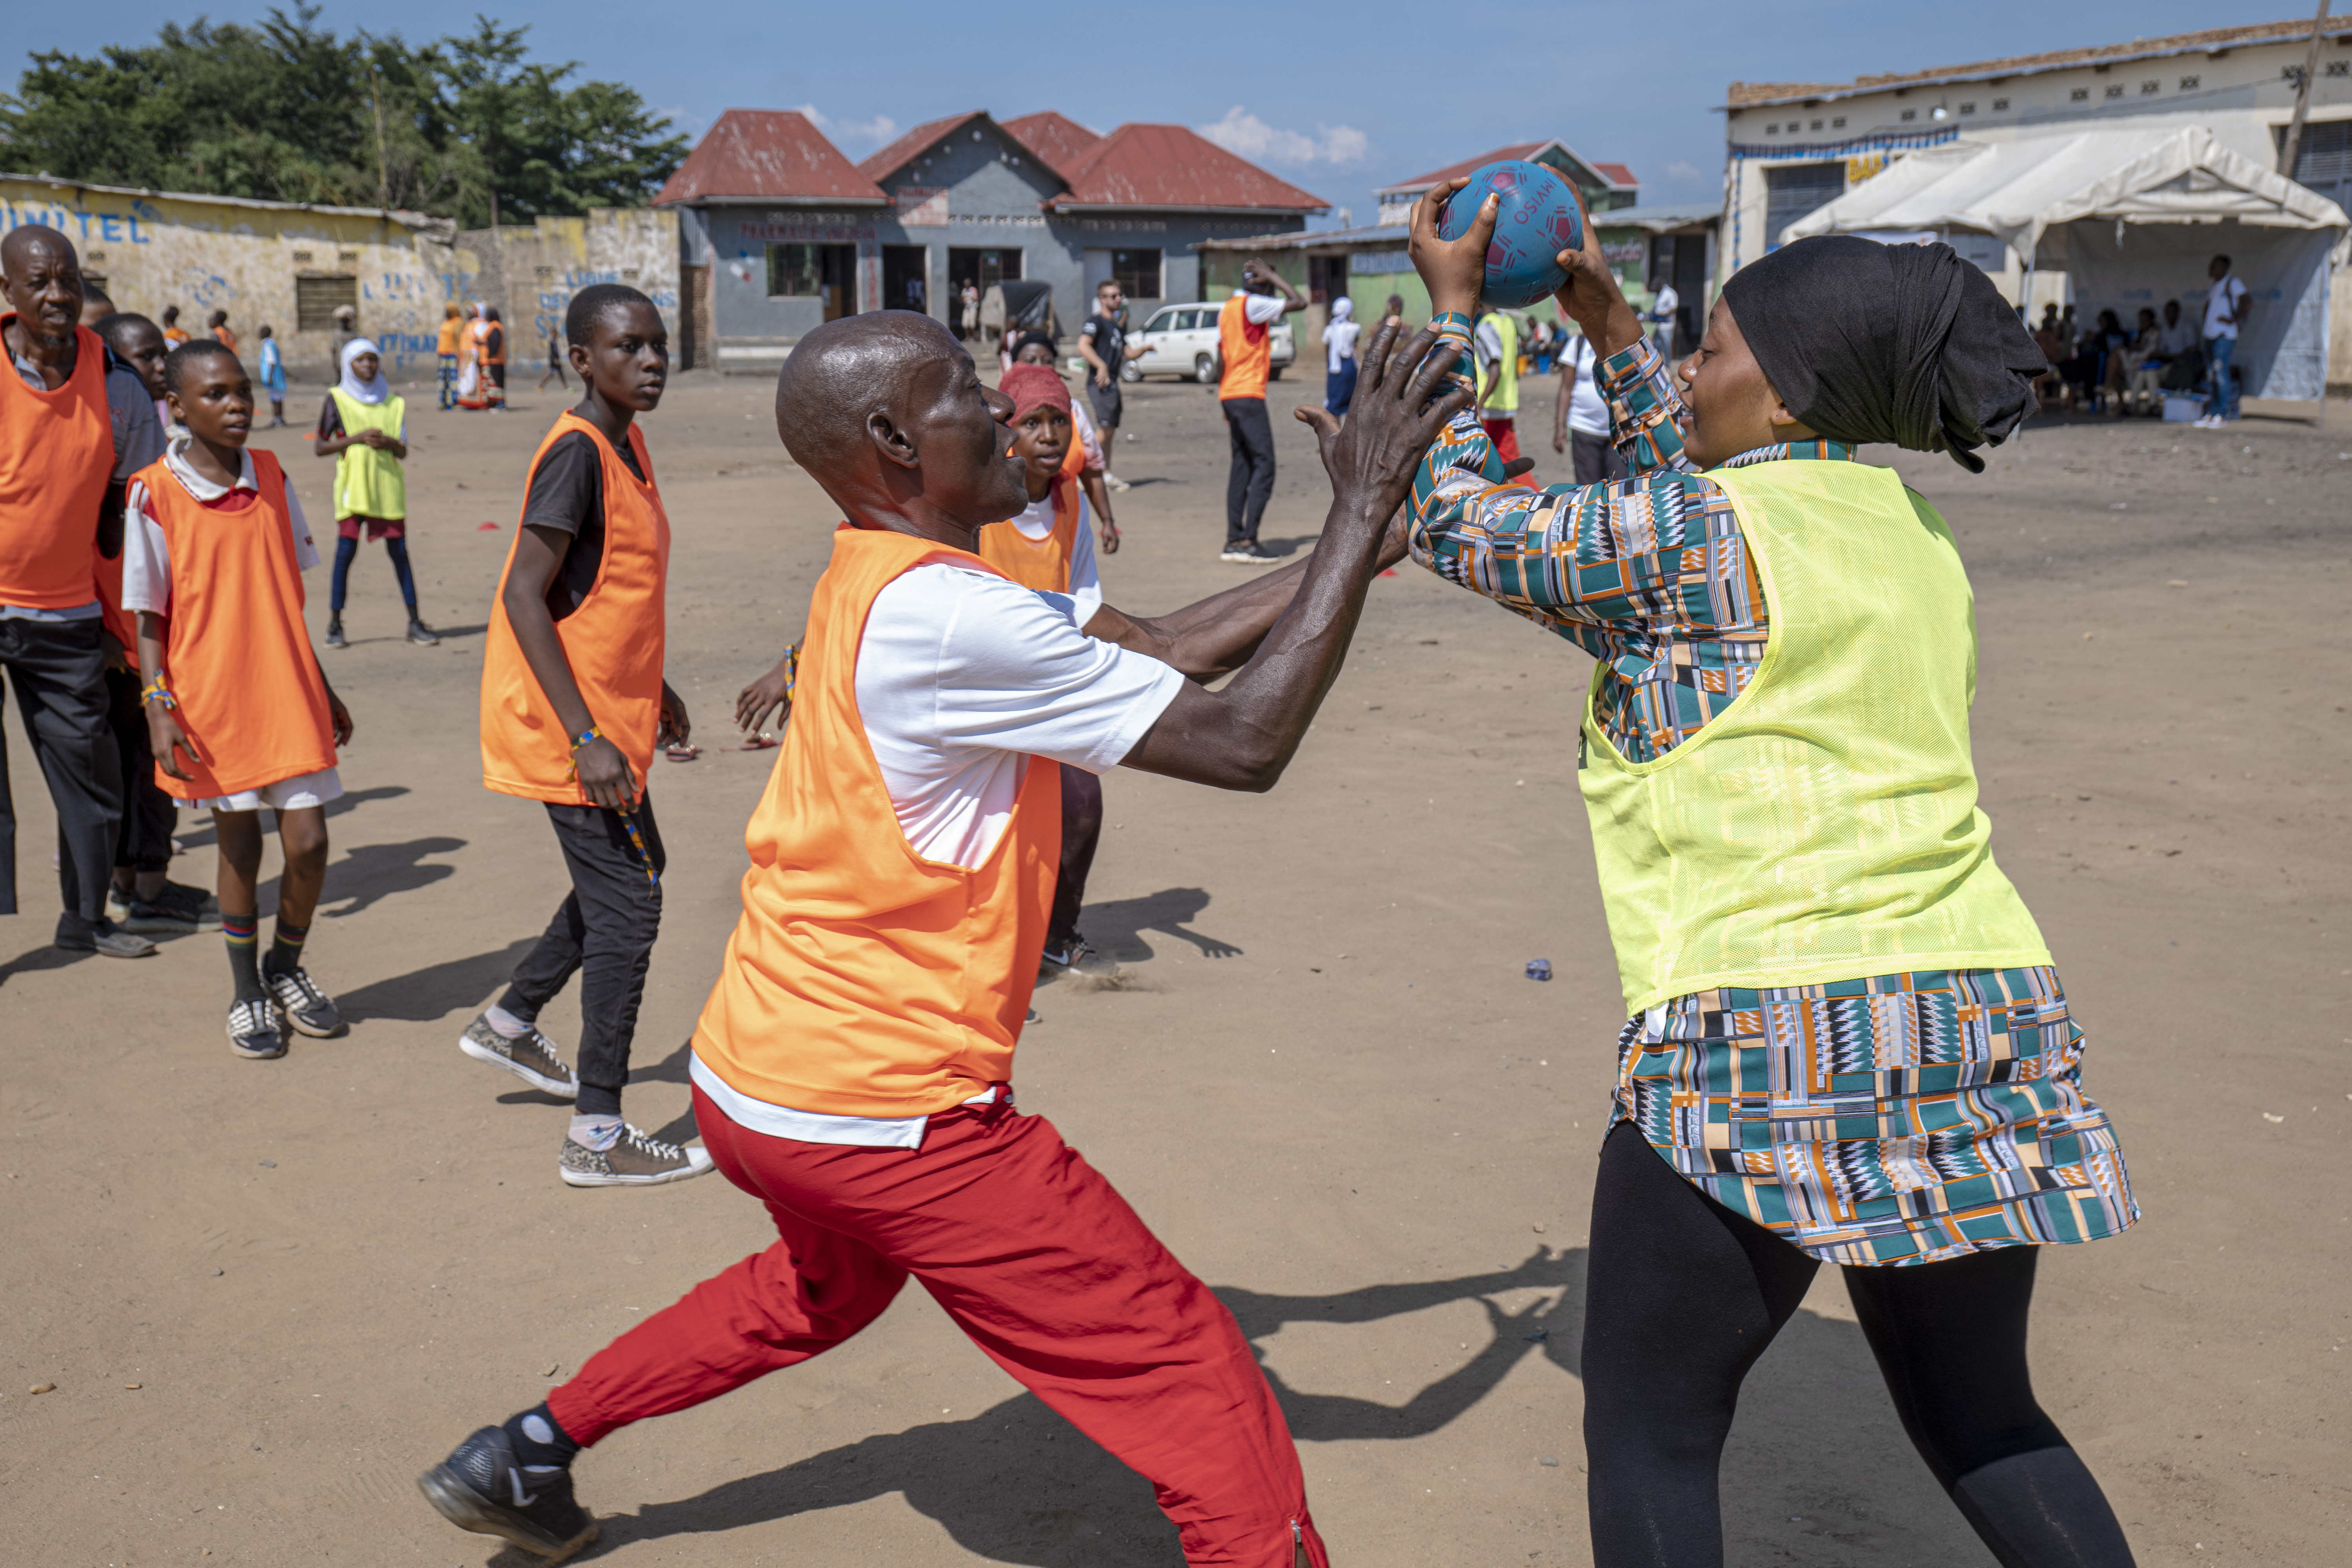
[548,1087,1329,1568]
[1480,416,1523,466]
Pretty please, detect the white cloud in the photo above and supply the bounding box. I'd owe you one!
[1195,107,1369,167]
[793,104,901,151]
[1665,160,1702,180]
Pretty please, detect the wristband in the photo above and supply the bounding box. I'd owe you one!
[140,679,177,710]
[568,724,605,753]
[782,645,799,705]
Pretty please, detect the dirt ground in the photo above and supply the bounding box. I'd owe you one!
[2,350,2347,1568]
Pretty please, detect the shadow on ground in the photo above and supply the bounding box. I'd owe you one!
[1079,887,1243,962]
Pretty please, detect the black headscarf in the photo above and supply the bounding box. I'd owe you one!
[1719,235,2047,472]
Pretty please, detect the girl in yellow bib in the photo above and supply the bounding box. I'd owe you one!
[1406,185,2139,1567]
[314,338,437,648]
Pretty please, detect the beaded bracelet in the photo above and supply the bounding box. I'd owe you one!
[782,644,799,704]
[568,724,605,753]
[140,679,177,710]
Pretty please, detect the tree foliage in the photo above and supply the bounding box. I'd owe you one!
[0,7,687,227]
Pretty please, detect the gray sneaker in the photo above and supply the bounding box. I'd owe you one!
[459,1014,578,1099]
[227,998,285,1060]
[559,1125,717,1188]
[266,966,345,1037]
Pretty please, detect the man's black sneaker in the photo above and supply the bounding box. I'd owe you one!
[418,1425,598,1563]
[118,898,201,934]
[1219,542,1278,564]
[407,617,441,646]
[109,881,219,931]
[266,966,344,1037]
[55,916,156,958]
[227,998,285,1060]
[459,1013,579,1098]
[324,620,348,649]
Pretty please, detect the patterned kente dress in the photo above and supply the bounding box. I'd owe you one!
[1407,320,2138,1267]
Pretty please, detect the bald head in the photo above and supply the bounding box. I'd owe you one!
[1,223,78,276]
[2,224,85,355]
[774,310,1027,542]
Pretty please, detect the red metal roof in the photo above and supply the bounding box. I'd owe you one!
[653,109,885,206]
[1380,141,1638,197]
[1050,123,1328,213]
[856,112,991,184]
[1001,112,1102,181]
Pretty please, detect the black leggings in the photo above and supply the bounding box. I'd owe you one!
[1583,1122,2135,1568]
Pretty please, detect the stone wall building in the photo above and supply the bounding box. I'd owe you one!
[454,211,682,369]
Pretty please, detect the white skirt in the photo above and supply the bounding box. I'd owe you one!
[192,766,344,813]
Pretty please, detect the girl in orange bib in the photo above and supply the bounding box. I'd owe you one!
[125,341,354,1061]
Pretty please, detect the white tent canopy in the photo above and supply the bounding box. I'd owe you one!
[1783,127,2348,257]
[1782,128,2349,402]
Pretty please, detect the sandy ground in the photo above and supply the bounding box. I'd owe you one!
[2,350,2347,1568]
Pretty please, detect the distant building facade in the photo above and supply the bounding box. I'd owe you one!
[655,108,1328,370]
[1374,141,1639,227]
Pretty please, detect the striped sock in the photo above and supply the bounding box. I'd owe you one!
[223,913,266,1002]
[265,916,309,980]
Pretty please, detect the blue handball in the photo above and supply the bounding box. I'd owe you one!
[1434,159,1582,309]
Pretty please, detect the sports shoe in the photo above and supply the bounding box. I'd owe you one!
[559,1124,717,1187]
[324,619,348,649]
[406,617,441,646]
[54,915,156,958]
[418,1425,597,1563]
[266,966,344,1037]
[1220,543,1279,564]
[108,881,219,929]
[227,998,285,1060]
[1040,936,1121,980]
[459,1014,578,1098]
[118,897,202,934]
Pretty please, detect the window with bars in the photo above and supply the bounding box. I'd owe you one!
[1764,161,1847,250]
[2281,118,2352,211]
[294,274,358,331]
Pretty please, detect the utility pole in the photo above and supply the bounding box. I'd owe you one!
[370,71,391,210]
[2278,0,2333,179]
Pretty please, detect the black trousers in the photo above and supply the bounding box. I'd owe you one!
[0,617,123,922]
[1571,428,1628,486]
[499,793,667,1118]
[1221,397,1276,547]
[102,666,177,873]
[1047,762,1103,950]
[1581,1122,2134,1568]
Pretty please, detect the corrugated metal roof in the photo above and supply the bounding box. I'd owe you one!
[653,109,885,206]
[1195,223,1409,252]
[1589,162,1639,189]
[1001,112,1102,180]
[1050,123,1328,213]
[856,112,994,185]
[1379,142,1638,197]
[1727,18,2352,107]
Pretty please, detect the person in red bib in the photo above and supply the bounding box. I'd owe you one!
[125,341,354,1060]
[465,284,707,1189]
[419,309,1472,1566]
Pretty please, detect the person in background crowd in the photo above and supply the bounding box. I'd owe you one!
[207,310,237,354]
[330,303,359,365]
[0,224,156,959]
[256,324,287,427]
[1472,303,1523,464]
[1321,296,1360,416]
[160,304,189,347]
[1077,278,1138,490]
[316,338,436,648]
[2195,254,2249,429]
[537,321,569,392]
[475,305,510,411]
[1008,332,1122,554]
[1383,293,1406,329]
[2122,308,2165,415]
[79,286,116,327]
[1528,316,1555,376]
[960,279,980,341]
[1552,327,1625,486]
[1645,277,1679,360]
[436,303,464,410]
[1215,258,1303,565]
[2155,298,2202,391]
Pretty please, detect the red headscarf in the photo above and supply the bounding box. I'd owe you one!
[999,363,1072,423]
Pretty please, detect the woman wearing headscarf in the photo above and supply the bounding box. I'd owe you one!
[314,338,437,647]
[1321,296,1360,415]
[1007,331,1122,553]
[1403,187,2137,1567]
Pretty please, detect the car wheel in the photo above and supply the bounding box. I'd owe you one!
[1268,366,1283,381]
[1194,352,1217,383]
[1120,361,1141,384]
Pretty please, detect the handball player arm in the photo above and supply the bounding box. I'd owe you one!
[1119,319,1470,791]
[501,522,638,808]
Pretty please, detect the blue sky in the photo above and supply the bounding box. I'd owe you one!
[14,1,2244,220]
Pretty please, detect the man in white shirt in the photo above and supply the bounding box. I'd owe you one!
[1551,330,1625,485]
[2196,254,2251,428]
[1646,279,1680,362]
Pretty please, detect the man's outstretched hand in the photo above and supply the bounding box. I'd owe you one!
[1293,317,1474,537]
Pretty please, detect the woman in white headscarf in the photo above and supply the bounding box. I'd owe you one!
[1321,295,1360,415]
[314,338,436,646]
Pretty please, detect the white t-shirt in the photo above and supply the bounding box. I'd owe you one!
[121,440,320,615]
[854,563,1180,871]
[1231,290,1289,326]
[1004,488,1103,624]
[2156,313,2200,358]
[2203,276,2249,340]
[1650,284,1679,325]
[1561,334,1611,437]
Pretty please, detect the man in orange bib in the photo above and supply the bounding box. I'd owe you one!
[1217,258,1304,565]
[466,284,706,1188]
[419,309,1470,1565]
[125,341,355,1060]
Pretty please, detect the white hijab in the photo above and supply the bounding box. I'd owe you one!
[337,337,389,405]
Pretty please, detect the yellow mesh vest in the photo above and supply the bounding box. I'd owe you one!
[1577,459,2049,1015]
[329,390,407,521]
[1478,312,1519,414]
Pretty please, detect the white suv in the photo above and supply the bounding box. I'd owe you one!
[1122,301,1296,384]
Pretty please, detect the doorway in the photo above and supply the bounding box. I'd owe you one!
[882,245,930,314]
[768,243,858,321]
[948,247,1024,290]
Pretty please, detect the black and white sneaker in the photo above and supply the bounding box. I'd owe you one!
[1219,542,1279,564]
[459,1013,578,1098]
[418,1425,597,1563]
[266,966,344,1037]
[406,617,441,646]
[559,1124,717,1187]
[227,998,285,1060]
[1040,936,1122,980]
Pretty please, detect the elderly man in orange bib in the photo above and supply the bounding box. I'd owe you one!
[419,309,1471,1564]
